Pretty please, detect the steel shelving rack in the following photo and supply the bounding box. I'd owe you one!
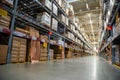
[0,0,91,64]
[99,0,120,64]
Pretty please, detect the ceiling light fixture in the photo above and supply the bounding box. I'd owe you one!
[86,3,90,10]
[88,14,96,49]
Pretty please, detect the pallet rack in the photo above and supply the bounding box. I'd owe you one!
[99,0,120,66]
[0,0,91,64]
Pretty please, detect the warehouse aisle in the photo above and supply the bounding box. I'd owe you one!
[0,56,120,80]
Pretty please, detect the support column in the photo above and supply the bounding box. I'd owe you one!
[7,0,18,64]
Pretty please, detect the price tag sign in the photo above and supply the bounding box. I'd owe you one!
[32,36,37,40]
[43,42,47,48]
[59,45,62,50]
[41,39,45,42]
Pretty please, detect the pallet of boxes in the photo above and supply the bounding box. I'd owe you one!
[36,12,51,28]
[40,35,48,61]
[11,37,27,63]
[0,6,11,64]
[28,27,40,63]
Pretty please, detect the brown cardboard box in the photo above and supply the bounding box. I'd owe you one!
[40,57,47,61]
[16,27,29,35]
[0,18,10,27]
[40,53,48,57]
[36,41,40,60]
[66,51,72,58]
[0,45,8,64]
[11,37,27,63]
[29,27,35,36]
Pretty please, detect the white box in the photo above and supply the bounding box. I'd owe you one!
[44,0,52,10]
[53,3,58,15]
[52,18,58,31]
[37,12,51,27]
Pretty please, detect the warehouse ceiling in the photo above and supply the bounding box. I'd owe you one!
[68,0,102,50]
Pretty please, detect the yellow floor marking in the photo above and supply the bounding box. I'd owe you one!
[113,64,120,69]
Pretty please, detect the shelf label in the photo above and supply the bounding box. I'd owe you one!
[41,39,45,42]
[43,42,47,48]
[13,31,26,37]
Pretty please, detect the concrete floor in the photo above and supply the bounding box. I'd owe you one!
[0,56,120,80]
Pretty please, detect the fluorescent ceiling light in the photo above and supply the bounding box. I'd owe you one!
[86,3,90,10]
[67,0,78,3]
[88,14,96,48]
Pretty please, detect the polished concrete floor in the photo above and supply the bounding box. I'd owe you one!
[0,56,120,80]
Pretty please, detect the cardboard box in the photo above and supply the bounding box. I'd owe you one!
[40,53,48,57]
[11,37,27,63]
[37,12,51,27]
[53,3,58,15]
[40,57,47,61]
[0,45,8,64]
[16,27,29,35]
[0,21,10,27]
[52,18,58,31]
[66,51,72,58]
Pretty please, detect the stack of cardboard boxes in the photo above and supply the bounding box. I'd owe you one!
[40,44,48,61]
[37,12,51,27]
[29,27,40,63]
[53,46,64,59]
[19,38,27,62]
[65,50,72,58]
[0,7,11,29]
[40,35,48,61]
[11,37,27,63]
[0,45,8,64]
